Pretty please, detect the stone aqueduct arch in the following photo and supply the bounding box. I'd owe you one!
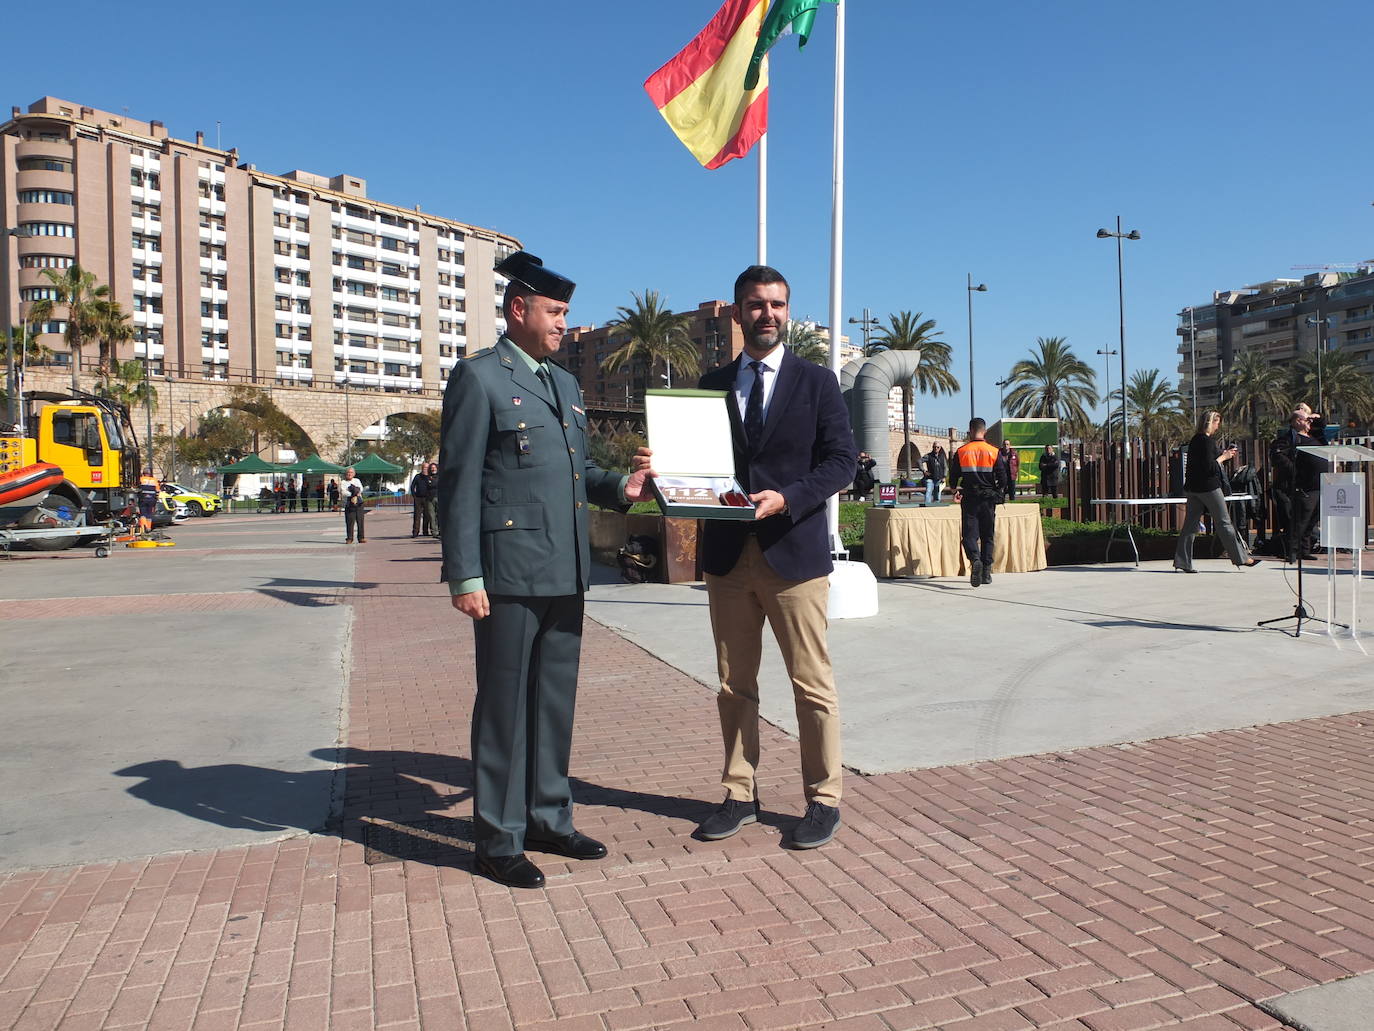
[24,368,441,463]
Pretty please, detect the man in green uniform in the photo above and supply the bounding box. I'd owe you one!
[438,251,652,889]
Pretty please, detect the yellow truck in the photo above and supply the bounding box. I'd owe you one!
[0,390,142,551]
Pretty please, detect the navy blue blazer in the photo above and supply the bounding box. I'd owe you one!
[698,349,857,581]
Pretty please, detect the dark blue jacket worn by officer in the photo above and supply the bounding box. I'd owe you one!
[438,335,627,858]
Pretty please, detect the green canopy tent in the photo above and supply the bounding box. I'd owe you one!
[276,454,345,474]
[348,453,404,475]
[215,454,282,474]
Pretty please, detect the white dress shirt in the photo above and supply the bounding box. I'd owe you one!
[732,346,785,424]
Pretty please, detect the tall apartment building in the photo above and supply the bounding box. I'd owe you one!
[1177,267,1374,414]
[562,300,745,405]
[0,97,520,393]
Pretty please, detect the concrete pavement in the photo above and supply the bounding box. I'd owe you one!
[1,507,1372,1029]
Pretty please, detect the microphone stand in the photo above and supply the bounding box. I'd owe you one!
[1256,490,1345,637]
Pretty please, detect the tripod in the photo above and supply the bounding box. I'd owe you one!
[1257,497,1346,637]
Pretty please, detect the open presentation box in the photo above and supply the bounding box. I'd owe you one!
[644,389,756,520]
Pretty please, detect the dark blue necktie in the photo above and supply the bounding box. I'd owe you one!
[744,360,766,448]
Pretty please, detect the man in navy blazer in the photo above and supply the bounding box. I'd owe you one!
[692,265,857,849]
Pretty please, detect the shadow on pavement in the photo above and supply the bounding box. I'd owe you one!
[113,746,709,868]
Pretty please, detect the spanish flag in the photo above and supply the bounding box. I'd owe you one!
[644,0,768,170]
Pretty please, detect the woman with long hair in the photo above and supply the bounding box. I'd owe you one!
[1174,410,1261,572]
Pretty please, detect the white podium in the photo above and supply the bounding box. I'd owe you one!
[1302,444,1374,638]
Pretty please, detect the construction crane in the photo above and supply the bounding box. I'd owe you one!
[1291,261,1374,271]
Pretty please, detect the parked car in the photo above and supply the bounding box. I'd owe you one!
[160,481,222,517]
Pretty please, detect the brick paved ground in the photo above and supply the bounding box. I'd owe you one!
[4,509,1373,1029]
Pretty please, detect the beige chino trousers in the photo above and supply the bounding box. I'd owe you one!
[705,537,842,806]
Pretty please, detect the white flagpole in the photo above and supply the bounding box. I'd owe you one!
[826,0,845,552]
[757,131,767,265]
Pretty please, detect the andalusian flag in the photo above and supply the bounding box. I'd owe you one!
[644,0,769,170]
[744,0,838,91]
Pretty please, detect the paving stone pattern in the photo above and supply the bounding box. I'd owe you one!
[4,510,1373,1028]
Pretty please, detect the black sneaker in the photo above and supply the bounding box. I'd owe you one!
[970,560,983,587]
[697,796,759,840]
[791,802,840,849]
[981,567,992,585]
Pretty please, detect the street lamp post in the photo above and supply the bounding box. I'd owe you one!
[966,274,987,421]
[1096,217,1140,450]
[342,373,352,465]
[847,309,879,353]
[995,378,1010,421]
[4,226,29,429]
[1304,315,1331,415]
[1096,347,1118,449]
[1183,307,1198,423]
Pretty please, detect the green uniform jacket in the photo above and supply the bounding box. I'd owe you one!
[438,337,626,596]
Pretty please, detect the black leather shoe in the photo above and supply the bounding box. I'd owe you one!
[969,560,983,587]
[476,853,545,889]
[791,801,841,849]
[523,831,607,860]
[697,796,759,840]
[981,568,992,585]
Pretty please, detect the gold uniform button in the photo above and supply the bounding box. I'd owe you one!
[574,473,580,480]
[563,421,569,428]
[504,519,513,527]
[568,447,575,454]
[576,502,583,508]
[517,421,526,430]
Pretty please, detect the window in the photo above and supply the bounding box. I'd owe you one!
[273,240,291,256]
[275,323,292,338]
[18,156,72,173]
[296,299,311,315]
[20,287,59,301]
[23,222,74,237]
[380,262,403,278]
[18,189,74,205]
[275,268,292,284]
[297,328,311,341]
[34,320,68,335]
[296,244,310,259]
[275,296,291,311]
[380,286,403,302]
[294,216,309,232]
[273,213,291,228]
[346,280,373,297]
[21,254,73,270]
[295,271,310,287]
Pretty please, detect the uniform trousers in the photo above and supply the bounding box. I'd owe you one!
[471,593,582,857]
[960,497,998,567]
[705,537,841,806]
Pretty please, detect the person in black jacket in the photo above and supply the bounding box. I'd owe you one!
[852,452,876,499]
[1174,410,1260,572]
[1039,445,1061,497]
[410,465,435,537]
[1269,408,1325,562]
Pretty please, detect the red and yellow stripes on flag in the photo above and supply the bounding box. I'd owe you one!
[643,0,769,170]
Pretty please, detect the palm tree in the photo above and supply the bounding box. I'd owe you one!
[2,323,52,367]
[780,321,828,365]
[95,358,158,410]
[871,311,958,477]
[1221,350,1288,440]
[1109,369,1187,447]
[1003,336,1098,437]
[95,300,135,372]
[601,290,700,396]
[25,263,110,391]
[1289,348,1374,425]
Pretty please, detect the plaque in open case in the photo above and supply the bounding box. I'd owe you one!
[644,389,756,520]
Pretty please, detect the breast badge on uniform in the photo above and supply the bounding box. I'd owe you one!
[512,396,523,406]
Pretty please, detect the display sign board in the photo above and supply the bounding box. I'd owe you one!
[1321,472,1365,549]
[877,483,898,507]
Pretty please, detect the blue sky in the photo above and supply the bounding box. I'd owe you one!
[7,1,1374,430]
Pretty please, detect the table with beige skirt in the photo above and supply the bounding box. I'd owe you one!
[864,503,1048,578]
